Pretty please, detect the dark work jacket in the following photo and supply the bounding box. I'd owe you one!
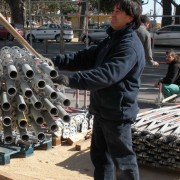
[162,59,180,85]
[54,25,145,121]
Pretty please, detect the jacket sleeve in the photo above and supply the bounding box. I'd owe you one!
[54,45,99,71]
[136,26,154,65]
[144,32,154,65]
[68,46,140,90]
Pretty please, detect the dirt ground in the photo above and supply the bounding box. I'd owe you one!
[0,137,180,180]
[0,138,94,180]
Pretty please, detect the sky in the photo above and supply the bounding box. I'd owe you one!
[142,0,180,23]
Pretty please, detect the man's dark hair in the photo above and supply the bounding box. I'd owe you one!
[140,15,150,23]
[114,0,142,29]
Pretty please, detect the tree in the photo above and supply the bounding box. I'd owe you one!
[161,0,172,26]
[4,0,26,26]
[156,0,180,27]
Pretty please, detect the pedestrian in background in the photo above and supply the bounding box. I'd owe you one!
[52,0,144,179]
[26,19,29,28]
[136,14,159,66]
[155,49,180,97]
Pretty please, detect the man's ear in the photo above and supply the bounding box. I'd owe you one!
[127,16,134,24]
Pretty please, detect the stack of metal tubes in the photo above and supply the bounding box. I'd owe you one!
[0,46,72,145]
[132,105,180,170]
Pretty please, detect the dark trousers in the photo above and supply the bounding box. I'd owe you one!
[90,116,139,180]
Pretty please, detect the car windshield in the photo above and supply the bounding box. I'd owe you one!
[57,24,72,30]
[38,24,49,29]
[158,26,172,32]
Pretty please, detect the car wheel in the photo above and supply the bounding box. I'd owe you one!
[7,34,14,41]
[66,39,72,42]
[27,34,36,42]
[38,39,44,43]
[83,36,91,45]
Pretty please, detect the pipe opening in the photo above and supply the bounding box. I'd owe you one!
[2,103,11,111]
[8,88,16,96]
[38,133,45,141]
[50,108,58,115]
[19,120,27,128]
[22,134,29,141]
[34,102,42,110]
[36,117,44,125]
[26,70,34,78]
[25,90,33,98]
[50,70,57,78]
[63,115,71,123]
[9,71,17,79]
[50,92,58,99]
[3,117,11,126]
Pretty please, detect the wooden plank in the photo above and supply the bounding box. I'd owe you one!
[52,136,61,146]
[67,133,85,145]
[75,139,91,151]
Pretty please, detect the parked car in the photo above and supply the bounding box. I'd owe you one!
[151,25,180,46]
[25,23,74,42]
[0,23,25,41]
[80,24,110,44]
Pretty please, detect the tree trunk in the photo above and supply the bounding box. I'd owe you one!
[175,5,180,24]
[162,0,172,27]
[4,0,25,26]
[79,2,86,30]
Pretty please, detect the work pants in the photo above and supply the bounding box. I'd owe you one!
[90,116,139,180]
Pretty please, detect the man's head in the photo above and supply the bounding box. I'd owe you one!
[111,0,142,30]
[166,49,178,63]
[140,15,150,28]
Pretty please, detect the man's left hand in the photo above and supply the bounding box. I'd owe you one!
[52,74,69,86]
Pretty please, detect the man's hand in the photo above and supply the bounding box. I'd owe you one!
[152,61,159,66]
[51,55,63,67]
[52,74,69,86]
[51,56,57,66]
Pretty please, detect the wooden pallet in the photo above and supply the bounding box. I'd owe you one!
[0,139,52,165]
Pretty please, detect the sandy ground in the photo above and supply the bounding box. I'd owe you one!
[0,139,94,180]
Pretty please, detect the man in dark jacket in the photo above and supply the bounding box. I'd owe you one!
[52,0,145,179]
